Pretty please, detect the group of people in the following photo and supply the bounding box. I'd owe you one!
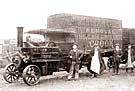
[112,44,134,75]
[67,43,135,80]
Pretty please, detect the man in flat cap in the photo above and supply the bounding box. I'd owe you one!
[67,44,83,80]
[112,43,122,75]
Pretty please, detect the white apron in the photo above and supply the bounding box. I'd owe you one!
[127,49,133,68]
[91,49,100,74]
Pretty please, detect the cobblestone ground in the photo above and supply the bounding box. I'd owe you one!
[0,67,135,91]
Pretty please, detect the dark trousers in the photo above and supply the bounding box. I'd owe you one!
[113,60,119,74]
[126,68,133,73]
[68,61,80,79]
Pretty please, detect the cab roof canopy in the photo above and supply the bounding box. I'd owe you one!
[25,29,76,35]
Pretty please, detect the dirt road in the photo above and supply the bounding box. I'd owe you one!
[0,67,135,91]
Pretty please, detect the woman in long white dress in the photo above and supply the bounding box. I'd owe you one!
[91,46,100,74]
[90,44,106,78]
[126,44,134,73]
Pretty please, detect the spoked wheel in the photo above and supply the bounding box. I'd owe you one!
[2,63,20,83]
[23,65,41,86]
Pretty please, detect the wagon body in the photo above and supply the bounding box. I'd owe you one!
[47,13,123,52]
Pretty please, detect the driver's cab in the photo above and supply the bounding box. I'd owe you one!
[23,29,76,54]
[23,33,47,47]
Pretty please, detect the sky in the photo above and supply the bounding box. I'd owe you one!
[0,0,135,39]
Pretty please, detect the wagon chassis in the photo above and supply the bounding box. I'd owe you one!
[2,46,72,86]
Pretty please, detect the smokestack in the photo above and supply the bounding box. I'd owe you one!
[17,27,23,47]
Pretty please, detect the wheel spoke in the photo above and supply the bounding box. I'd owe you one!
[12,76,16,81]
[6,70,10,73]
[13,74,18,79]
[6,74,11,80]
[10,75,13,82]
[27,77,32,83]
[14,76,17,80]
[9,65,14,71]
[7,67,11,72]
[33,77,37,82]
[25,76,28,81]
[15,74,19,78]
[10,65,14,70]
[26,76,30,82]
[7,75,11,81]
[31,77,36,84]
[27,77,31,83]
[7,76,10,81]
[29,77,33,84]
[12,66,16,71]
[5,73,10,76]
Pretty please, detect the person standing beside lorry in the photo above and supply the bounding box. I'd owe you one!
[90,44,106,78]
[125,44,134,73]
[112,43,122,75]
[67,44,83,80]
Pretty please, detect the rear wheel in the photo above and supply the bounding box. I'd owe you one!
[3,63,20,83]
[22,65,41,86]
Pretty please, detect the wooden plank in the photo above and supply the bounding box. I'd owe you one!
[31,59,63,62]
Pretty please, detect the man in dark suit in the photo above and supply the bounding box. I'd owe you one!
[67,44,83,80]
[112,43,122,75]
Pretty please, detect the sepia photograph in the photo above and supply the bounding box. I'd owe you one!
[0,0,135,91]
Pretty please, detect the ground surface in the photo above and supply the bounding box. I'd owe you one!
[0,67,135,91]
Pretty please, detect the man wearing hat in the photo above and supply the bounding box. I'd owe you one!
[112,43,122,75]
[67,44,83,80]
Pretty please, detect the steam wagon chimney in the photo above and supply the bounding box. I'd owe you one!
[17,27,23,47]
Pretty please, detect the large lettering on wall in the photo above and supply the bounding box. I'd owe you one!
[89,40,113,48]
[75,28,122,49]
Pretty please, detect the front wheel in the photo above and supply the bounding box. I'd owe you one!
[2,63,20,83]
[22,65,41,86]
